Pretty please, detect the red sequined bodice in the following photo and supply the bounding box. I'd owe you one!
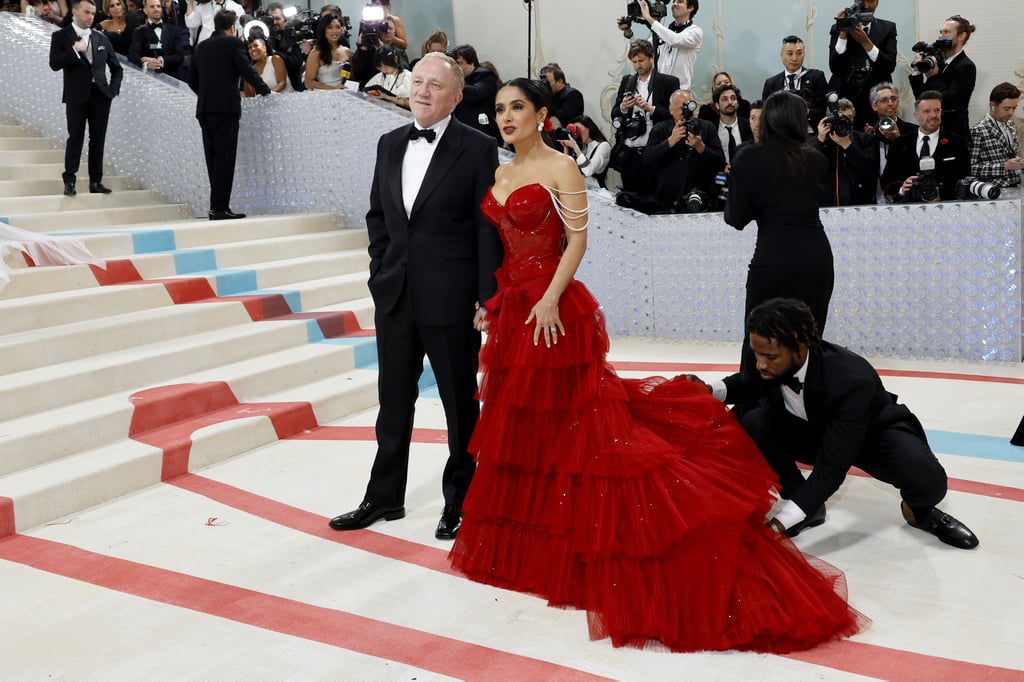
[481,183,564,283]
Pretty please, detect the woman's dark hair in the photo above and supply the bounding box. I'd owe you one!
[746,298,821,351]
[569,115,608,143]
[499,77,552,118]
[759,90,812,175]
[247,35,274,57]
[376,45,401,70]
[315,14,342,65]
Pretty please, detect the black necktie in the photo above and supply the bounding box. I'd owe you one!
[725,124,736,160]
[920,135,931,159]
[782,375,803,394]
[787,74,796,91]
[409,127,436,143]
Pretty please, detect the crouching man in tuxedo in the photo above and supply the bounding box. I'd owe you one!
[49,0,123,196]
[701,298,979,549]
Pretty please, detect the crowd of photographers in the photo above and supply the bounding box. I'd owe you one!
[608,0,1022,215]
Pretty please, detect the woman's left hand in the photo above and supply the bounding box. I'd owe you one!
[526,297,563,348]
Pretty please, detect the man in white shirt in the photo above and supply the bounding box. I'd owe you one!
[618,0,702,90]
[184,0,242,45]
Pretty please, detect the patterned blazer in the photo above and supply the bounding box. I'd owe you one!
[970,115,1021,187]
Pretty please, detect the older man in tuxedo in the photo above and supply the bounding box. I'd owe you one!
[708,298,978,549]
[880,90,969,202]
[49,0,123,196]
[128,0,191,80]
[329,52,503,540]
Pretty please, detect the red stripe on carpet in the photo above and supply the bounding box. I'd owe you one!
[168,474,454,573]
[0,497,15,538]
[0,534,610,681]
[611,361,1024,385]
[784,638,1023,681]
[290,425,448,444]
[800,465,1024,503]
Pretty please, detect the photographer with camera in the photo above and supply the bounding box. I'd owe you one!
[713,83,752,164]
[864,83,916,200]
[610,39,679,193]
[184,0,242,45]
[616,0,702,90]
[762,36,828,133]
[261,3,309,91]
[880,91,969,202]
[827,0,897,131]
[969,82,1024,189]
[639,89,724,213]
[909,15,976,143]
[556,115,611,190]
[815,95,878,206]
[539,63,584,128]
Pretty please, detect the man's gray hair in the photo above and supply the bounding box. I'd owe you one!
[869,81,897,105]
[415,52,465,92]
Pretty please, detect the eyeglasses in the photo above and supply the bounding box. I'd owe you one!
[876,96,899,103]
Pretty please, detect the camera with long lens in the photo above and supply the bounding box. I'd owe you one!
[620,0,667,25]
[909,157,941,202]
[955,177,1001,200]
[553,123,584,146]
[834,1,874,32]
[876,116,896,133]
[822,91,852,137]
[911,37,952,73]
[678,189,710,213]
[359,4,388,48]
[680,99,701,135]
[613,92,648,139]
[713,172,730,209]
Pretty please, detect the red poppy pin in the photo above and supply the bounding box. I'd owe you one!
[940,138,949,145]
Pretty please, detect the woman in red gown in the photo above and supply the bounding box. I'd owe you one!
[448,78,866,653]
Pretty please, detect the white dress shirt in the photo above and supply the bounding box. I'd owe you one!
[401,115,451,217]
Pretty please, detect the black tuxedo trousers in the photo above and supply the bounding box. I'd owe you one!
[64,83,111,185]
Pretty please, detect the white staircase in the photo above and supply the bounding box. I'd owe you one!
[0,118,380,535]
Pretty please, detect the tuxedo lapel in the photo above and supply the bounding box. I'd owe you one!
[802,352,824,423]
[385,128,409,222]
[410,122,463,220]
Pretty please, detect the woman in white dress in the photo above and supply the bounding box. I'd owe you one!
[304,14,352,91]
[244,36,291,96]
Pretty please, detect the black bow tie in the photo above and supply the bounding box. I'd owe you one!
[150,22,162,29]
[408,127,437,143]
[781,375,803,394]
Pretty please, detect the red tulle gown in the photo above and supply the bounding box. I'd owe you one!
[449,183,866,653]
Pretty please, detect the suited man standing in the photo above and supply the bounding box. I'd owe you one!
[863,82,917,201]
[969,82,1024,189]
[762,35,828,132]
[909,15,977,143]
[708,298,978,549]
[827,0,897,130]
[187,9,270,220]
[49,0,123,197]
[128,0,191,80]
[329,53,503,540]
[712,83,752,165]
[880,90,970,202]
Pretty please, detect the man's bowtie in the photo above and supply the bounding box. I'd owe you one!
[782,375,803,394]
[408,127,436,143]
[150,22,162,29]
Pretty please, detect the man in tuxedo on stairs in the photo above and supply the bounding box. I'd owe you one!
[186,8,270,220]
[49,0,123,197]
[128,0,191,81]
[328,52,503,540]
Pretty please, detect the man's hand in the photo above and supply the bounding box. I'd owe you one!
[638,0,654,25]
[73,37,88,53]
[766,518,786,533]
[681,374,712,393]
[817,117,831,143]
[473,305,489,332]
[684,127,705,153]
[1006,157,1024,172]
[667,121,687,147]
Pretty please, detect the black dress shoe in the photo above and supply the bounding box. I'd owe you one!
[328,501,405,531]
[902,502,979,549]
[783,504,826,538]
[63,182,76,196]
[435,506,462,540]
[89,182,112,194]
[208,209,246,220]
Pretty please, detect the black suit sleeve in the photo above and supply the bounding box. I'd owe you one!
[365,134,391,279]
[473,140,502,305]
[650,74,680,125]
[723,147,755,230]
[871,22,898,82]
[49,29,81,71]
[127,27,147,67]
[231,37,271,96]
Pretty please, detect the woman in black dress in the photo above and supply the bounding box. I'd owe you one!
[725,90,833,336]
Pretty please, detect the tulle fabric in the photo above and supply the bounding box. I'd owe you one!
[0,222,106,290]
[449,183,866,653]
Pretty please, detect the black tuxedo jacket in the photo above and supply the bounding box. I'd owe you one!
[366,118,503,325]
[611,71,680,133]
[827,19,898,95]
[879,127,970,201]
[551,84,584,126]
[128,21,191,79]
[723,341,923,514]
[49,25,123,103]
[187,31,269,116]
[762,69,828,129]
[909,52,976,143]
